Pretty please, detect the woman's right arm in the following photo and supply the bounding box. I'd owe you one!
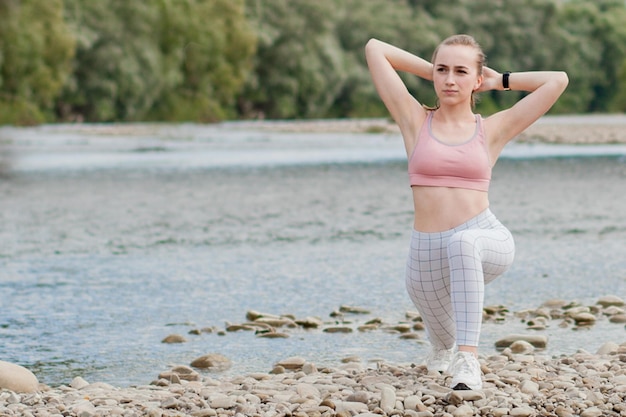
[365,39,430,142]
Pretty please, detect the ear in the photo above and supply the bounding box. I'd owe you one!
[474,74,484,91]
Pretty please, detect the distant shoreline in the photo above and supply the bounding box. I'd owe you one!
[6,114,626,145]
[223,114,626,144]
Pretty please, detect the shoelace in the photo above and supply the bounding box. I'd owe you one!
[453,353,479,375]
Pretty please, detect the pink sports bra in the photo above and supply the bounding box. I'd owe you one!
[408,111,491,192]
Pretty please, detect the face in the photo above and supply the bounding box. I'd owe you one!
[432,44,483,105]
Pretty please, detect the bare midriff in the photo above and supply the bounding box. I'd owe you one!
[411,186,489,232]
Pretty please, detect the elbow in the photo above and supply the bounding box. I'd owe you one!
[558,71,569,90]
[365,38,381,61]
[365,38,379,54]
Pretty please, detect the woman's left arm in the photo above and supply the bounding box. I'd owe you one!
[482,68,569,155]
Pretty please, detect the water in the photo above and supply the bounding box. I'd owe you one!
[1,121,625,387]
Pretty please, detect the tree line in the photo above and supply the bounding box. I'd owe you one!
[1,0,626,125]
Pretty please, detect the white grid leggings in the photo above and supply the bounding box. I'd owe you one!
[405,209,515,349]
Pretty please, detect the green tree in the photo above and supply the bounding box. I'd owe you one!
[241,0,345,119]
[59,0,255,122]
[240,0,443,119]
[148,0,256,122]
[0,0,75,125]
[59,0,169,121]
[333,0,442,118]
[610,58,626,112]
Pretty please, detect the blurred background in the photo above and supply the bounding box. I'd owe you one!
[1,0,626,127]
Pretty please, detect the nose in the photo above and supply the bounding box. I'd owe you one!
[445,72,455,85]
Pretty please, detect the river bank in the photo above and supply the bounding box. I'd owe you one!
[222,114,626,144]
[2,342,625,417]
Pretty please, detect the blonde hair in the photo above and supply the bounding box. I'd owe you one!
[425,34,486,110]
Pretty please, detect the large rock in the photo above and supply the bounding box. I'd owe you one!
[0,360,39,393]
[190,353,231,371]
[495,334,548,349]
[596,295,625,308]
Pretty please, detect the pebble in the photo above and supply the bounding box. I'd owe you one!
[3,297,625,415]
[168,296,626,351]
[161,334,187,344]
[494,334,548,349]
[1,344,624,417]
[0,361,39,393]
[190,354,232,371]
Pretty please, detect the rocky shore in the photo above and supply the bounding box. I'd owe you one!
[1,296,625,416]
[1,344,625,417]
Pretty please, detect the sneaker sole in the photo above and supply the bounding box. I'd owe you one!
[452,382,481,391]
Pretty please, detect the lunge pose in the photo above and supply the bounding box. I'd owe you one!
[365,35,567,390]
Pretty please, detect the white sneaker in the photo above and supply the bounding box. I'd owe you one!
[424,347,455,373]
[448,351,482,390]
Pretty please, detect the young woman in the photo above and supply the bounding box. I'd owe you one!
[365,35,568,390]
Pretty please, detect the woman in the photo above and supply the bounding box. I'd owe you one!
[365,35,568,390]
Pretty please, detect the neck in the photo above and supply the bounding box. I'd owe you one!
[434,104,475,124]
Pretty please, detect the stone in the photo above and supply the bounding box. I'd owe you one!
[302,362,317,374]
[256,331,290,338]
[603,306,625,315]
[296,383,320,399]
[520,379,539,394]
[510,340,535,354]
[404,395,426,411]
[69,376,90,390]
[225,324,256,332]
[580,407,603,417]
[571,312,596,325]
[452,404,475,417]
[596,342,619,355]
[245,310,280,321]
[0,360,39,393]
[542,299,569,308]
[334,400,368,414]
[510,407,535,417]
[71,399,97,417]
[161,334,187,343]
[380,385,396,412]
[338,305,370,314]
[346,391,369,403]
[609,313,626,323]
[253,317,297,328]
[190,354,231,370]
[445,391,464,406]
[295,317,323,329]
[275,356,306,370]
[157,365,200,383]
[596,295,625,308]
[323,326,353,333]
[454,390,485,401]
[495,334,548,349]
[210,394,236,409]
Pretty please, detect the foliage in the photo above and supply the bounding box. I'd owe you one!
[58,0,255,122]
[1,0,626,124]
[0,0,75,124]
[147,0,256,122]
